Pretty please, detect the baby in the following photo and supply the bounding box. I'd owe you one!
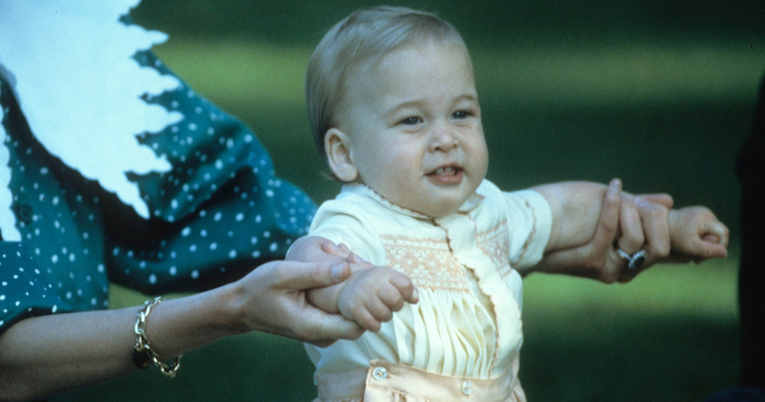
[290,6,729,401]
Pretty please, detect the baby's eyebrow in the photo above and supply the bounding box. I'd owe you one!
[383,100,423,118]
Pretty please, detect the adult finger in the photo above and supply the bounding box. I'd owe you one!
[300,311,365,345]
[527,179,622,282]
[634,197,671,262]
[273,261,351,290]
[636,193,674,209]
[617,198,645,255]
[321,240,352,258]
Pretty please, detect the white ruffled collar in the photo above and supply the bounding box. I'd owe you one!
[0,0,182,240]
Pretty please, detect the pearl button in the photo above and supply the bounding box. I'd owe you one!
[372,366,388,381]
[462,380,472,396]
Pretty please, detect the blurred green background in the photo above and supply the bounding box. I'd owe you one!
[55,0,763,401]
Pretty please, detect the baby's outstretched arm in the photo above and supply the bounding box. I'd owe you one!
[667,206,729,262]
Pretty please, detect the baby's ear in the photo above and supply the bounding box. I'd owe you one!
[325,128,358,182]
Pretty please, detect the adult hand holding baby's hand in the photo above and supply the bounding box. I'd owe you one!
[667,206,729,263]
[533,179,675,283]
[337,266,419,332]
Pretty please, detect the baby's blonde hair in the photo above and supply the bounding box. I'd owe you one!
[305,6,467,163]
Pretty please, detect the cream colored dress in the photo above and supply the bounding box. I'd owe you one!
[306,180,552,402]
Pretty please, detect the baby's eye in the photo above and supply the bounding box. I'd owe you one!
[452,110,472,119]
[400,116,422,126]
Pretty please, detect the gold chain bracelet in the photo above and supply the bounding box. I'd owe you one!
[132,296,182,378]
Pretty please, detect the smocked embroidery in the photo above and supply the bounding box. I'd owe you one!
[476,219,512,278]
[381,234,470,293]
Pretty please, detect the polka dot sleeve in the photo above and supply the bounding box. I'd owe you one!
[102,51,317,294]
[0,242,72,333]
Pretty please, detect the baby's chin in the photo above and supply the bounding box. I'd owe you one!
[406,198,468,219]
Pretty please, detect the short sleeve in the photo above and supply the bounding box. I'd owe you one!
[502,189,552,271]
[0,242,73,334]
[309,197,384,264]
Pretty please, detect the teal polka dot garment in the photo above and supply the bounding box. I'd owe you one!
[0,50,317,333]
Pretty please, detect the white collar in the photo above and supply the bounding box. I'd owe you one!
[340,183,485,220]
[0,0,182,240]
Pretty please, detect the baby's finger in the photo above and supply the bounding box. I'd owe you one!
[388,271,418,304]
[694,241,728,261]
[701,233,720,243]
[352,307,383,332]
[345,252,369,265]
[364,298,394,325]
[703,220,730,247]
[376,285,406,312]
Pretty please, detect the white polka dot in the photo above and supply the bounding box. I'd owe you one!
[169,266,177,275]
[51,255,59,263]
[191,270,199,279]
[250,236,258,245]
[252,251,261,258]
[214,212,222,222]
[40,167,49,175]
[200,230,208,237]
[181,227,191,237]
[190,244,197,252]
[52,305,57,313]
[235,213,244,222]
[215,160,224,170]
[264,231,271,238]
[228,250,237,259]
[269,243,278,252]
[149,274,157,285]
[209,243,218,250]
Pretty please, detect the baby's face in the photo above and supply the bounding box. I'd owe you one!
[334,41,488,218]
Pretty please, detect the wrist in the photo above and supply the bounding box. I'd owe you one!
[213,281,253,336]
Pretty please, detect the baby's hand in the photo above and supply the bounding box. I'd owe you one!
[337,266,419,332]
[668,206,729,262]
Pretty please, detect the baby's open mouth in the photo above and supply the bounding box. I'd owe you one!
[427,166,463,177]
